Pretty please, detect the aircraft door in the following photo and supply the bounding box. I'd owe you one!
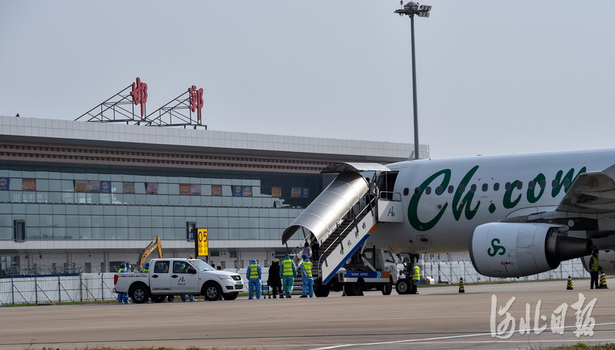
[377,171,404,223]
[377,171,399,200]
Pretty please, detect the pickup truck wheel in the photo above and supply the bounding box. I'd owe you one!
[222,292,239,300]
[130,284,150,304]
[203,282,222,301]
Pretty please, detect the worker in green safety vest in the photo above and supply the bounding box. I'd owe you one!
[300,254,314,298]
[246,259,262,300]
[412,265,421,294]
[280,253,297,298]
[589,249,600,289]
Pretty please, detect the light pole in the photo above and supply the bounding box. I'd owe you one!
[395,1,431,160]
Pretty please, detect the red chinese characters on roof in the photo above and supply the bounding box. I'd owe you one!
[188,85,204,122]
[131,77,148,117]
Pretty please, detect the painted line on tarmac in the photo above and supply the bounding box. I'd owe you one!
[311,322,615,350]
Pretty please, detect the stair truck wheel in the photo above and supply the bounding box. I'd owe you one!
[314,279,330,297]
[396,278,411,295]
[203,282,222,301]
[381,279,393,295]
[344,280,363,296]
[129,283,150,304]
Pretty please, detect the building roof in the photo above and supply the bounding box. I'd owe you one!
[0,115,427,173]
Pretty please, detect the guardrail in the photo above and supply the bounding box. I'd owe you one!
[421,258,589,284]
[0,273,116,305]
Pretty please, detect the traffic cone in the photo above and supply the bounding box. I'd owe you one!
[459,278,465,293]
[599,272,608,289]
[566,276,573,290]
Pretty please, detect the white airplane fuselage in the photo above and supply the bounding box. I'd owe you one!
[368,148,615,255]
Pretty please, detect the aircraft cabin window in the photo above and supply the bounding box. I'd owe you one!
[564,178,571,187]
[551,180,557,188]
[448,185,454,194]
[505,182,511,190]
[470,184,477,192]
[528,181,535,190]
[403,188,409,196]
[414,187,420,195]
[540,180,546,188]
[494,183,500,191]
[435,186,444,195]
[425,187,432,195]
[458,184,465,193]
[482,183,488,192]
[516,181,523,190]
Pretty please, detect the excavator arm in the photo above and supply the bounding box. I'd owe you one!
[138,236,163,270]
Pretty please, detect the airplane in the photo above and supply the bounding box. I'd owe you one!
[282,147,615,295]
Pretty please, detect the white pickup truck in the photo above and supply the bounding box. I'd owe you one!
[113,258,244,303]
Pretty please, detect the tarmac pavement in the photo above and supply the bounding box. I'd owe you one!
[1,278,614,350]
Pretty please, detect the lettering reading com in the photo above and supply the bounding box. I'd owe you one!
[491,293,597,339]
[408,166,585,231]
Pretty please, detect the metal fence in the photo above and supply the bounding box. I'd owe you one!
[0,258,591,305]
[422,258,589,284]
[1,265,86,277]
[0,273,116,305]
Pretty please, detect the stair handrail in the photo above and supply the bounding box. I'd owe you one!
[317,195,377,270]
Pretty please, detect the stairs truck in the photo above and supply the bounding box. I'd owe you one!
[329,246,398,296]
[113,258,244,303]
[284,163,405,297]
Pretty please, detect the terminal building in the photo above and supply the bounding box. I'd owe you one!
[0,114,426,275]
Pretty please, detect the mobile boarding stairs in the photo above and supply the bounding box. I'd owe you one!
[282,162,404,293]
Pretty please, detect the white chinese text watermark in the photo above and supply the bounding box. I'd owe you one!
[490,293,597,339]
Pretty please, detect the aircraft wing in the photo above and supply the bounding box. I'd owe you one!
[557,164,615,214]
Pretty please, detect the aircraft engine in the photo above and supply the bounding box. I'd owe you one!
[469,222,592,277]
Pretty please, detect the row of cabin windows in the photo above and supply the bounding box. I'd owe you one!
[411,178,572,196]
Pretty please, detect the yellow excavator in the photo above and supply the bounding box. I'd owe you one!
[137,236,163,271]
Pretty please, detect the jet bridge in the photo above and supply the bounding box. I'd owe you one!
[281,163,392,286]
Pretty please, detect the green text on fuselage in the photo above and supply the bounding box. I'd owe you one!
[408,166,586,231]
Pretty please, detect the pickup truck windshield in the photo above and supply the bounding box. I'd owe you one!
[191,260,215,271]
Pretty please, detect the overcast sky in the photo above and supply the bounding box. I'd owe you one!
[1,1,614,159]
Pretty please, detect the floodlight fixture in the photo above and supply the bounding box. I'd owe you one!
[394,2,432,18]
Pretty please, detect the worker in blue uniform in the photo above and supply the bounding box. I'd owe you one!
[300,254,314,298]
[246,259,262,300]
[117,263,130,304]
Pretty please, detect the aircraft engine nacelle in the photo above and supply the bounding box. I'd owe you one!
[470,222,592,277]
